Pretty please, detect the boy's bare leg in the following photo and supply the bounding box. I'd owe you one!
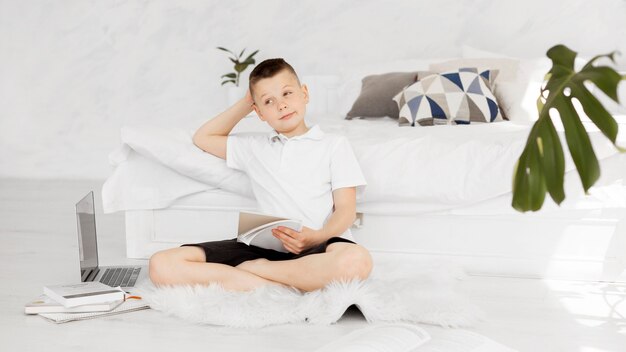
[236,243,373,292]
[149,247,280,291]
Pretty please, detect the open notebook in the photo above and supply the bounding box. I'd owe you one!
[237,211,302,253]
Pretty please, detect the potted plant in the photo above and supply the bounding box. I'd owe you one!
[217,47,259,105]
[513,44,626,212]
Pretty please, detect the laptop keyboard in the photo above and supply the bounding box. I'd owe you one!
[99,267,141,288]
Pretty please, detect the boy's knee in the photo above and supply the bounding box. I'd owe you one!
[149,250,173,285]
[335,245,373,281]
[149,247,207,286]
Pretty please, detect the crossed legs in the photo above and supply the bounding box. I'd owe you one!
[148,246,277,291]
[149,243,373,292]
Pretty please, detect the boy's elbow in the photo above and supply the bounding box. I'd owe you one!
[192,132,211,148]
[192,130,204,143]
[191,134,210,153]
[191,134,202,147]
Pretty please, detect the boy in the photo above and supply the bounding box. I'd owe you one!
[149,58,372,292]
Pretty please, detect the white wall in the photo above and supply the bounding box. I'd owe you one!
[2,0,625,179]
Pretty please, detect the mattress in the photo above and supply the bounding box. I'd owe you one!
[161,149,626,217]
[102,113,626,215]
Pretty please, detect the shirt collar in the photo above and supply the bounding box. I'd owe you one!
[269,125,325,143]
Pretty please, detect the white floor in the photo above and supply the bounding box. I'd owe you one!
[1,178,625,352]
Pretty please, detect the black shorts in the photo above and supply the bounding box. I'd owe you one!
[181,237,356,267]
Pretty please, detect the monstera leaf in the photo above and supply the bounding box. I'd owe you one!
[512,44,625,212]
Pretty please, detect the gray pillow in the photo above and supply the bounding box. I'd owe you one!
[346,72,418,119]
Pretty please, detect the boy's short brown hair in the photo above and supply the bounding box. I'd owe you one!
[249,58,300,98]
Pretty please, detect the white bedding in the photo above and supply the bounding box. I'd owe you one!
[102,113,622,214]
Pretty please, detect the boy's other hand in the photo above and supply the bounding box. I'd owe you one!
[271,226,322,254]
[244,89,254,107]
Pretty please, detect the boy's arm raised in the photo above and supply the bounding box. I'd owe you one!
[192,90,254,160]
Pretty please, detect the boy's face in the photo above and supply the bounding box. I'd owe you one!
[252,69,309,136]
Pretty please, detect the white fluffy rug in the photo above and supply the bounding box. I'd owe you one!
[134,257,484,328]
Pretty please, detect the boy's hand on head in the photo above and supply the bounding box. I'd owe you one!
[244,89,254,107]
[271,226,323,254]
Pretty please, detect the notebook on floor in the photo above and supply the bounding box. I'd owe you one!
[74,191,148,292]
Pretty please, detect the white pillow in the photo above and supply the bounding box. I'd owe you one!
[462,45,552,82]
[501,62,551,124]
[429,57,521,83]
[460,45,552,124]
[102,147,215,213]
[120,125,254,197]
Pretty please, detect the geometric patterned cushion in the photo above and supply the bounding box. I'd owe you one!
[393,67,504,126]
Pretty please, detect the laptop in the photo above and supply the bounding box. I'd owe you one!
[75,191,148,291]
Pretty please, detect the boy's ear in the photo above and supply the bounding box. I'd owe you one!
[253,104,265,121]
[301,84,309,104]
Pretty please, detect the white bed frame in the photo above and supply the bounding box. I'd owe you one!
[125,197,626,282]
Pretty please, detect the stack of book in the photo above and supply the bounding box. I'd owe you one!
[24,282,149,323]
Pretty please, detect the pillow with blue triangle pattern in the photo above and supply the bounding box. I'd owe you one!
[393,67,504,126]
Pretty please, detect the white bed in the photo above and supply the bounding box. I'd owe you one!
[102,111,626,282]
[103,49,626,282]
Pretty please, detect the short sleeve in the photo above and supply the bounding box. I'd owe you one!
[330,136,367,193]
[226,134,253,172]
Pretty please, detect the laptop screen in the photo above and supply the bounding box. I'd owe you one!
[75,191,99,278]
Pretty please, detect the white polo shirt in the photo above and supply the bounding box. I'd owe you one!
[226,125,366,241]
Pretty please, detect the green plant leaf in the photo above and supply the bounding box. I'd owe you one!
[512,44,624,212]
[512,134,547,212]
[570,84,618,144]
[217,47,258,86]
[243,49,259,63]
[536,115,566,204]
[555,95,600,192]
[217,47,235,56]
[234,63,247,73]
[576,66,622,102]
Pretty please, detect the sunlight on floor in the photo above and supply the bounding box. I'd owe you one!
[546,218,625,282]
[546,280,626,329]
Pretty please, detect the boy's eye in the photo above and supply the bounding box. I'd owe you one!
[284,91,292,96]
[265,99,273,105]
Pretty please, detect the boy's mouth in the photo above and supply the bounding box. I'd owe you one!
[280,112,295,120]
